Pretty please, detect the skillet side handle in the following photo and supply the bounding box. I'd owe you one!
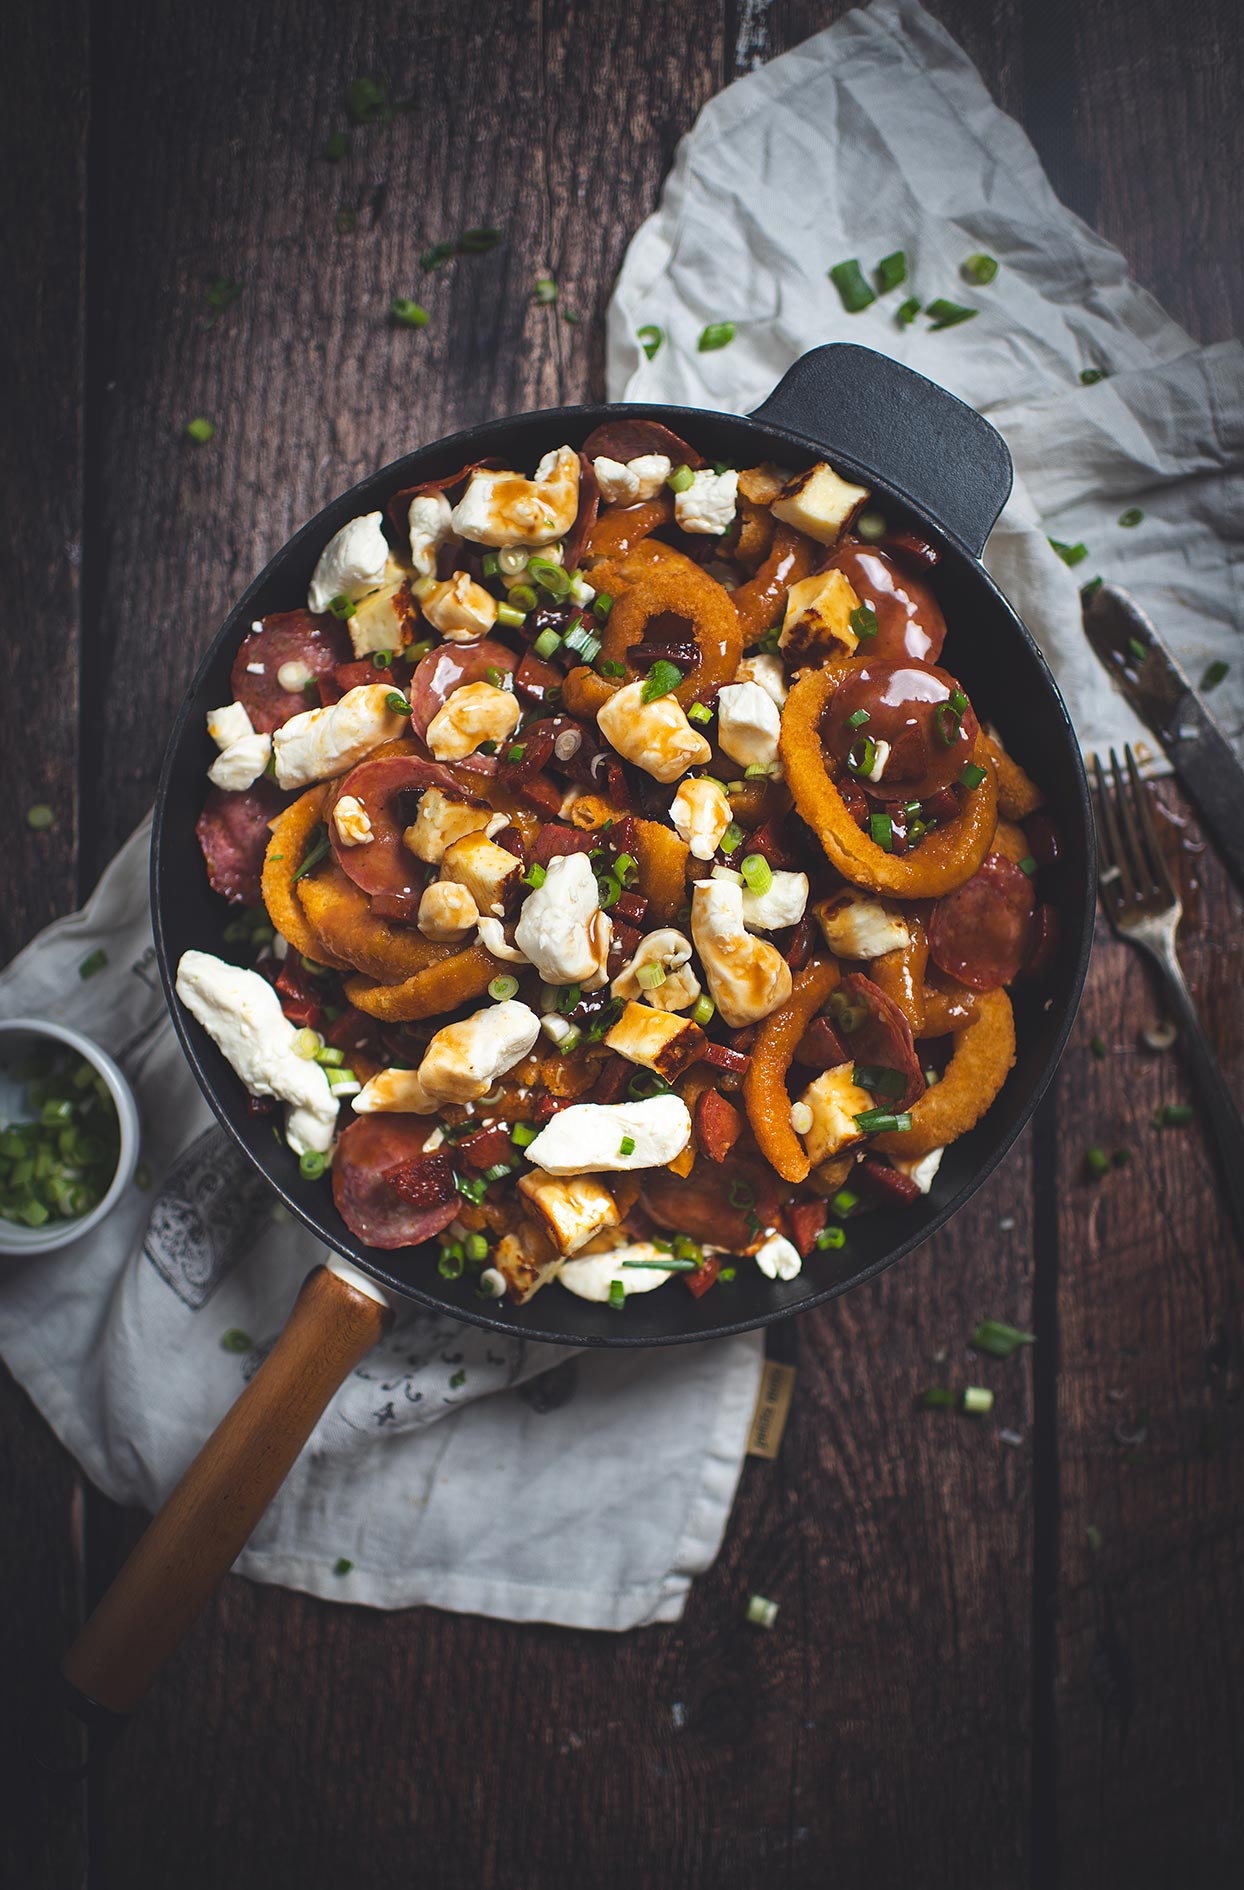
[61,1264,391,1722]
[749,343,1013,557]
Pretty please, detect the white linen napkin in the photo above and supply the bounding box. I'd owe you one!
[608,0,1244,764]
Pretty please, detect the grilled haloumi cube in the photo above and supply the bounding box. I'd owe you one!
[440,832,524,918]
[517,1170,620,1257]
[603,1000,705,1081]
[779,570,862,663]
[771,462,870,546]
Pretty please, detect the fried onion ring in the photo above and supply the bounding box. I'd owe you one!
[731,523,815,643]
[583,494,674,561]
[917,975,980,1037]
[344,941,505,1021]
[743,958,840,1184]
[871,989,1015,1157]
[868,914,928,1037]
[591,554,742,707]
[297,863,458,984]
[260,786,350,969]
[985,732,1044,819]
[634,818,691,925]
[779,666,998,897]
[989,818,1031,864]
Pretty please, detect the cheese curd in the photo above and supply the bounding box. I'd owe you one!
[891,1147,945,1194]
[307,512,390,615]
[175,951,337,1156]
[779,569,862,662]
[347,563,418,658]
[403,788,506,864]
[517,1171,619,1257]
[734,652,788,708]
[424,680,521,761]
[558,1240,678,1302]
[815,892,912,961]
[420,571,499,643]
[591,453,671,505]
[451,447,580,547]
[670,776,732,861]
[596,680,712,784]
[417,880,479,941]
[523,1095,692,1175]
[796,1064,873,1165]
[208,731,271,792]
[357,1001,541,1115]
[353,1068,437,1114]
[271,685,407,790]
[407,490,455,578]
[611,928,701,1013]
[207,702,255,750]
[691,879,792,1028]
[674,467,738,536]
[771,462,869,545]
[741,869,809,932]
[755,1232,802,1281]
[332,794,374,847]
[440,832,524,918]
[716,681,782,771]
[475,916,530,963]
[514,852,612,988]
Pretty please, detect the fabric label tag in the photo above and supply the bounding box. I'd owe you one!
[746,1359,796,1459]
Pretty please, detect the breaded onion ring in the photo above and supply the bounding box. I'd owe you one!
[985,732,1044,820]
[583,494,674,561]
[297,862,459,984]
[261,786,350,969]
[634,818,691,925]
[868,914,929,1037]
[344,942,504,1021]
[731,523,815,643]
[591,555,742,707]
[872,988,1016,1157]
[743,957,840,1184]
[918,976,979,1038]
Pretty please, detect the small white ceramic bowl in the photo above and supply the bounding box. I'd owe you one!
[0,1018,141,1256]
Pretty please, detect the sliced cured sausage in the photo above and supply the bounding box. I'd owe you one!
[836,971,926,1110]
[230,610,353,733]
[581,418,706,470]
[927,853,1035,992]
[328,752,461,899]
[693,1087,742,1163]
[407,637,519,741]
[332,1114,459,1249]
[641,1157,777,1253]
[561,453,600,571]
[195,778,287,906]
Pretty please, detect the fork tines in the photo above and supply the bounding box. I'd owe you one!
[1091,744,1177,916]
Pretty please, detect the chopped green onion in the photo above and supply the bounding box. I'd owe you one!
[437,1245,465,1279]
[692,995,716,1028]
[919,1387,956,1410]
[744,762,773,779]
[507,743,526,762]
[1090,1034,1107,1059]
[618,1135,636,1158]
[299,1149,326,1179]
[562,621,601,663]
[522,862,547,890]
[896,297,921,326]
[481,551,500,577]
[608,1279,626,1311]
[598,657,626,679]
[1049,538,1089,567]
[449,1369,466,1389]
[829,259,875,313]
[830,1187,859,1218]
[641,660,684,703]
[740,854,773,895]
[925,298,977,329]
[637,324,663,360]
[385,690,412,715]
[849,604,879,640]
[325,593,357,621]
[390,298,430,328]
[815,1225,846,1250]
[25,803,55,831]
[614,853,637,884]
[720,822,744,856]
[1201,659,1229,691]
[1152,1102,1194,1128]
[960,762,986,790]
[875,250,908,292]
[596,871,621,909]
[1018,855,1037,877]
[1079,367,1108,385]
[846,708,871,729]
[854,1109,912,1134]
[459,227,502,253]
[532,628,562,661]
[221,1329,253,1353]
[291,1028,322,1060]
[484,666,505,688]
[528,556,571,599]
[509,583,539,613]
[323,131,350,162]
[186,416,215,444]
[533,278,558,305]
[869,812,893,852]
[422,239,456,269]
[852,1064,905,1098]
[488,974,519,1002]
[315,1044,345,1068]
[745,1594,779,1629]
[78,948,108,981]
[1084,1145,1110,1179]
[291,823,331,883]
[1118,508,1144,528]
[962,1386,994,1415]
[344,75,390,124]
[855,511,887,541]
[455,1173,487,1204]
[698,321,736,352]
[970,1320,1036,1359]
[482,1162,513,1184]
[464,1232,489,1263]
[848,735,878,778]
[593,592,614,620]
[1126,636,1147,662]
[636,960,667,991]
[688,701,713,726]
[667,464,695,494]
[962,252,999,284]
[370,649,394,668]
[511,1120,538,1148]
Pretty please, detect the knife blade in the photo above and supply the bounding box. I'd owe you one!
[1083,581,1244,887]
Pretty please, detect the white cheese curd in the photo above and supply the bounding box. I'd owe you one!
[815,892,912,961]
[272,685,407,789]
[424,680,521,761]
[670,776,732,861]
[475,916,529,963]
[674,467,738,536]
[353,1068,437,1115]
[277,659,314,694]
[332,794,373,847]
[691,879,792,1028]
[611,927,701,1013]
[596,680,712,784]
[450,447,580,547]
[796,1065,873,1165]
[206,701,254,751]
[207,731,272,792]
[861,738,892,785]
[420,571,499,643]
[591,453,672,506]
[716,680,782,771]
[514,852,612,988]
[407,490,455,578]
[567,570,595,607]
[558,1241,679,1302]
[307,512,390,615]
[517,1171,619,1257]
[741,869,809,933]
[734,652,788,708]
[404,788,506,864]
[891,1147,945,1194]
[524,1094,692,1175]
[175,951,337,1155]
[755,1232,802,1281]
[417,1000,540,1104]
[417,880,479,942]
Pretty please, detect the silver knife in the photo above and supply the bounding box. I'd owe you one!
[1083,582,1244,888]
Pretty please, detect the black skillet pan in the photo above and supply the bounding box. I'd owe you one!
[59,345,1093,1734]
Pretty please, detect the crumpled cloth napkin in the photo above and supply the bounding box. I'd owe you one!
[608,0,1244,763]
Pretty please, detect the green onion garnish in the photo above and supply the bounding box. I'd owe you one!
[618,1135,636,1157]
[507,743,526,763]
[593,591,614,621]
[220,1329,253,1353]
[641,660,684,703]
[385,690,412,716]
[323,132,350,162]
[1118,508,1144,528]
[875,251,908,292]
[79,949,108,981]
[846,708,870,729]
[1127,637,1147,661]
[970,1320,1035,1359]
[608,1279,625,1310]
[495,603,525,630]
[720,822,744,856]
[596,871,621,909]
[186,417,215,444]
[1152,1102,1194,1128]
[698,321,736,352]
[687,702,713,726]
[299,1149,326,1179]
[1084,1145,1110,1179]
[740,853,773,895]
[449,1369,466,1388]
[292,823,331,883]
[1049,538,1089,567]
[488,974,519,1002]
[829,259,875,313]
[745,1594,779,1629]
[522,863,546,889]
[437,1245,465,1280]
[1089,1034,1107,1059]
[692,995,715,1028]
[962,1386,994,1415]
[919,1388,956,1410]
[637,324,664,360]
[533,278,558,305]
[459,227,502,253]
[422,239,455,269]
[25,803,55,831]
[1079,367,1107,385]
[1018,855,1037,876]
[327,593,357,620]
[849,604,879,640]
[925,298,977,329]
[869,812,893,852]
[344,75,389,124]
[830,1188,859,1218]
[854,1109,912,1134]
[636,960,667,991]
[848,735,878,778]
[667,464,694,494]
[960,762,986,790]
[390,298,430,328]
[509,583,539,612]
[528,556,571,599]
[532,628,562,661]
[852,1064,905,1098]
[371,649,394,668]
[896,297,921,326]
[815,1225,846,1250]
[962,253,998,284]
[1201,659,1229,690]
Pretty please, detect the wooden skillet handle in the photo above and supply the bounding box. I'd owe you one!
[61,1264,391,1720]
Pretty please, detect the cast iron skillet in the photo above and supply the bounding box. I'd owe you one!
[58,346,1093,1737]
[153,343,1093,1345]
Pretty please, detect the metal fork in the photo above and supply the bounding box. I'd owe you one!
[1092,744,1244,1240]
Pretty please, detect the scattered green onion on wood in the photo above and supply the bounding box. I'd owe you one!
[391,298,429,328]
[26,803,55,831]
[962,1385,994,1415]
[829,259,876,313]
[745,1594,779,1629]
[533,278,558,305]
[1152,1102,1194,1128]
[186,417,216,444]
[970,1319,1035,1359]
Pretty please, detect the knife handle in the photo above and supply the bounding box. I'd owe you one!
[1147,937,1244,1248]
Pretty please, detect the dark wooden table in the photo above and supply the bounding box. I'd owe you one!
[3,2,1242,1884]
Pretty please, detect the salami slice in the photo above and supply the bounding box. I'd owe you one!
[407,637,519,741]
[837,971,926,1110]
[195,778,287,906]
[530,821,596,866]
[230,610,353,734]
[332,1114,459,1250]
[641,1157,777,1253]
[561,454,600,571]
[581,419,706,471]
[927,853,1035,992]
[329,752,461,898]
